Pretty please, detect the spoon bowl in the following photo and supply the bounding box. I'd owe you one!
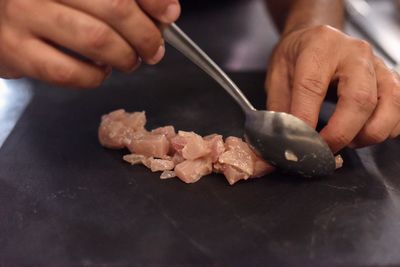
[163,23,336,177]
[244,110,335,176]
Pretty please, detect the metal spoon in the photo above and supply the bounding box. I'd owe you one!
[162,23,336,176]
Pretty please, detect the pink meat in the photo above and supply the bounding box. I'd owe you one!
[123,154,174,172]
[98,109,146,149]
[252,156,275,178]
[171,131,210,160]
[127,133,170,158]
[217,136,274,184]
[171,153,185,165]
[223,165,250,185]
[143,158,175,172]
[204,134,225,163]
[218,137,254,176]
[99,110,281,186]
[174,158,213,184]
[152,126,176,140]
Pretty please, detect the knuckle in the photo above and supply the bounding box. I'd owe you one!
[86,24,111,49]
[363,125,389,144]
[109,0,132,18]
[297,77,326,99]
[54,9,75,29]
[353,40,373,57]
[356,58,375,78]
[311,25,338,41]
[348,88,377,111]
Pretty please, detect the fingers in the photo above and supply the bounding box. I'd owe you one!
[392,121,400,139]
[351,59,400,147]
[289,48,334,128]
[265,56,291,112]
[15,38,107,88]
[28,2,139,72]
[58,0,164,64]
[136,0,181,23]
[320,50,378,153]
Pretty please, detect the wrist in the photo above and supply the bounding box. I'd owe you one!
[281,0,345,36]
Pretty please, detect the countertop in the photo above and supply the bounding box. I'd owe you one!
[0,0,399,266]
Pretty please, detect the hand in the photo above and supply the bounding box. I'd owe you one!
[266,25,400,153]
[0,0,181,88]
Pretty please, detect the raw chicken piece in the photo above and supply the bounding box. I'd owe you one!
[217,136,274,184]
[144,158,175,172]
[98,109,146,149]
[223,165,250,186]
[123,154,174,172]
[160,171,177,179]
[171,131,210,160]
[253,157,275,178]
[152,126,176,140]
[127,133,170,158]
[171,153,185,165]
[123,154,146,165]
[218,137,254,176]
[174,158,213,184]
[152,126,176,154]
[335,155,344,169]
[204,134,225,163]
[100,109,338,186]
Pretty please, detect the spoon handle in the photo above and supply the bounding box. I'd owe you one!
[162,23,256,112]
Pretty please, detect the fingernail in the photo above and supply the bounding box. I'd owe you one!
[129,57,142,72]
[149,45,165,65]
[163,4,180,22]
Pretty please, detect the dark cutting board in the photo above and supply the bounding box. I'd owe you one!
[1,67,400,267]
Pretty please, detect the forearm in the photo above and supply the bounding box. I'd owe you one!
[265,0,345,34]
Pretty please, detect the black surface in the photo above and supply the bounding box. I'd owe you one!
[1,69,400,267]
[1,0,400,266]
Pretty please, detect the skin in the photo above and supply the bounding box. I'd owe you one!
[265,0,400,152]
[0,0,181,88]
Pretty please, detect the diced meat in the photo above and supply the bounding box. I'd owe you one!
[171,131,210,160]
[123,154,146,165]
[146,158,175,172]
[160,171,177,179]
[152,126,177,154]
[335,155,344,169]
[174,158,212,184]
[252,157,275,178]
[171,153,185,165]
[123,154,174,172]
[218,136,274,184]
[170,135,186,154]
[204,134,225,163]
[100,109,338,186]
[223,165,250,185]
[152,126,176,140]
[218,150,253,176]
[123,111,146,132]
[127,133,170,158]
[98,109,146,149]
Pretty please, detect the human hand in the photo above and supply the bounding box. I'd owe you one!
[0,0,180,88]
[266,25,400,153]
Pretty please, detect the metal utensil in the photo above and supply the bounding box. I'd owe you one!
[162,23,336,176]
